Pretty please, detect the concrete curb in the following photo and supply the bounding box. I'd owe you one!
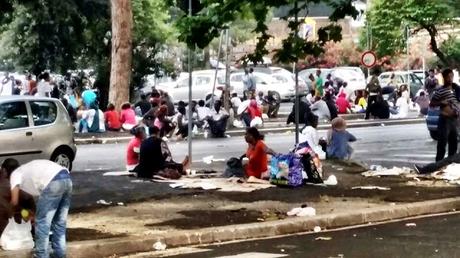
[1,197,458,258]
[75,118,425,145]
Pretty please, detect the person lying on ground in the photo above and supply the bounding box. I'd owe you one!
[414,152,460,174]
[134,126,189,179]
[104,103,122,131]
[327,117,356,160]
[243,127,277,184]
[126,126,146,171]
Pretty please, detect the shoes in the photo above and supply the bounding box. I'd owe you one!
[413,164,427,174]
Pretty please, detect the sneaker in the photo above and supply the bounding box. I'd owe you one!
[413,164,427,174]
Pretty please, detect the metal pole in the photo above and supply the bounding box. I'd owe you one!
[406,25,410,90]
[366,23,370,78]
[224,29,231,112]
[211,31,224,108]
[294,0,300,145]
[187,0,193,166]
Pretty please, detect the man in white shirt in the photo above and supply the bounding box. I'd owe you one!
[3,159,72,258]
[36,72,52,97]
[0,74,14,96]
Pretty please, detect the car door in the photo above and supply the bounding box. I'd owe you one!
[230,73,245,98]
[194,75,212,100]
[0,100,37,164]
[27,100,60,160]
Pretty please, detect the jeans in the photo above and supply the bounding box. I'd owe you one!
[35,174,72,258]
[436,115,458,161]
[421,153,460,174]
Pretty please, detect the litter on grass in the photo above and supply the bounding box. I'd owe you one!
[351,186,391,191]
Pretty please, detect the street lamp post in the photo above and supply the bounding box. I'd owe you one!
[294,0,300,145]
[187,0,193,166]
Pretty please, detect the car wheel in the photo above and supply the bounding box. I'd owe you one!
[51,149,73,171]
[429,130,438,141]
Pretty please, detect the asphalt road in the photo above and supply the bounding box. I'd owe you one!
[164,213,460,258]
[73,123,436,173]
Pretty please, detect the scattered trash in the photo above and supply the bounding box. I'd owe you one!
[153,241,167,251]
[203,155,214,164]
[96,200,112,205]
[198,182,219,190]
[441,163,460,181]
[353,234,357,237]
[380,123,385,127]
[313,226,321,233]
[336,167,343,171]
[362,167,411,177]
[351,186,391,191]
[405,223,416,227]
[315,237,332,241]
[186,169,197,176]
[324,175,338,186]
[130,179,147,183]
[376,237,383,240]
[117,202,125,206]
[414,177,421,182]
[280,249,285,252]
[257,218,265,222]
[169,183,185,189]
[103,171,136,176]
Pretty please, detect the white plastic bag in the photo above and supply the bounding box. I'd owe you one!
[0,218,34,251]
[250,117,263,127]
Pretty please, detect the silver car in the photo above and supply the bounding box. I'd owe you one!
[0,96,77,170]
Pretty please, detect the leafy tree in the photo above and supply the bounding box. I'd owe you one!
[172,0,359,65]
[363,0,459,68]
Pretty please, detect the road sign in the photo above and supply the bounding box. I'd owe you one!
[361,51,377,68]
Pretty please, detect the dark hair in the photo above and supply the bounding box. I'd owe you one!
[178,101,185,107]
[178,106,186,115]
[150,126,160,135]
[231,92,238,97]
[198,100,205,107]
[249,68,254,73]
[371,66,382,76]
[442,68,453,79]
[429,69,435,73]
[1,158,19,178]
[246,127,264,141]
[107,103,115,111]
[121,103,131,110]
[140,94,147,100]
[42,72,50,81]
[420,91,426,96]
[130,126,145,138]
[306,113,319,127]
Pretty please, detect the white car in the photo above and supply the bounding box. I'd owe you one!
[331,68,366,92]
[378,71,424,98]
[230,71,296,101]
[155,70,226,103]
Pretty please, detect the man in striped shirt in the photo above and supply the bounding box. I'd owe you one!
[430,69,459,161]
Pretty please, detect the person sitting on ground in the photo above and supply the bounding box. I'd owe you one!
[399,84,410,104]
[287,96,312,125]
[134,126,189,179]
[207,100,229,137]
[300,113,326,159]
[265,91,280,118]
[306,88,315,105]
[230,93,242,118]
[324,92,338,120]
[79,103,105,133]
[154,105,175,137]
[120,102,138,131]
[104,103,122,131]
[142,101,159,132]
[134,94,152,116]
[126,126,146,171]
[175,105,190,139]
[81,86,97,108]
[336,92,352,114]
[256,91,269,114]
[390,91,409,119]
[327,117,356,160]
[369,94,390,119]
[310,96,331,121]
[196,99,211,128]
[355,91,367,113]
[243,127,276,184]
[415,91,430,116]
[248,99,263,127]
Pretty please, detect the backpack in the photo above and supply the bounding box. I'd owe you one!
[224,157,245,178]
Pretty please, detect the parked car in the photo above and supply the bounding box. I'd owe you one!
[0,96,77,170]
[155,70,226,103]
[378,71,424,99]
[230,71,296,101]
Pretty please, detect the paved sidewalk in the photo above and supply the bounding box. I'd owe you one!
[1,159,458,257]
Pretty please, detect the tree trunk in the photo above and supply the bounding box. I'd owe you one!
[109,0,133,110]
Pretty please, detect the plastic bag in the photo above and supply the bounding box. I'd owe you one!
[250,117,263,127]
[0,218,34,251]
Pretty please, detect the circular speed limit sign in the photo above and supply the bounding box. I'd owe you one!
[361,51,377,68]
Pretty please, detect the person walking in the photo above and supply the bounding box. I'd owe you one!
[6,159,72,258]
[365,67,382,119]
[37,72,53,98]
[315,69,324,97]
[425,69,439,96]
[430,69,459,161]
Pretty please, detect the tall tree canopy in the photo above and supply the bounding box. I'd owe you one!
[172,0,359,65]
[363,0,459,67]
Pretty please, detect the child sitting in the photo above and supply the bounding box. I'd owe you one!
[327,117,356,160]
